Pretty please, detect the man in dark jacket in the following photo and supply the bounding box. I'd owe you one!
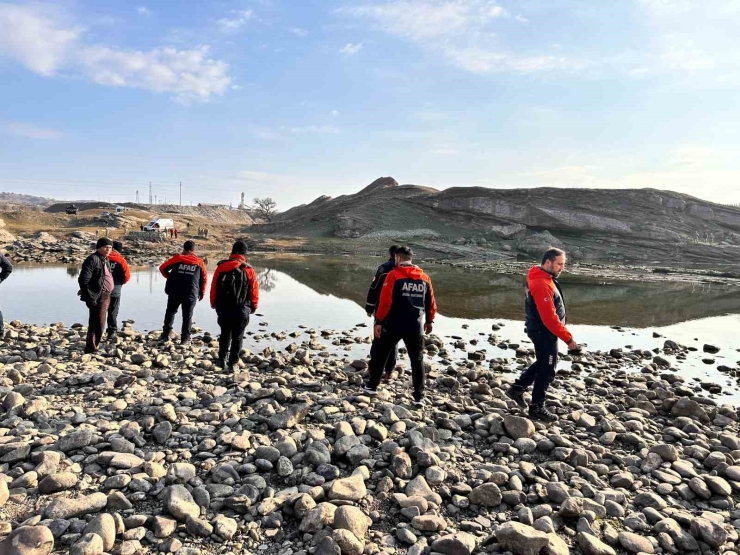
[365,245,398,381]
[0,252,13,336]
[210,240,259,371]
[106,241,131,337]
[159,240,208,344]
[79,237,114,353]
[506,248,578,422]
[364,247,436,406]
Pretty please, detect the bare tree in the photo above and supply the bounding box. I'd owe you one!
[253,197,278,222]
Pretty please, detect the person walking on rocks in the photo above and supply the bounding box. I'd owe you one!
[365,245,399,382]
[507,247,578,422]
[78,237,114,354]
[363,246,436,406]
[0,251,13,336]
[210,240,259,371]
[158,240,208,345]
[106,240,131,338]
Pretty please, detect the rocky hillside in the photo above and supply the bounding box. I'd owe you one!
[260,178,740,263]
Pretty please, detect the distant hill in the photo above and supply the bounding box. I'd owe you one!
[0,192,56,207]
[258,177,740,263]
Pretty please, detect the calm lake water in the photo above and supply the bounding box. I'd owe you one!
[3,255,740,400]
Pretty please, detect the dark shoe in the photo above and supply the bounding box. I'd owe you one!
[383,370,392,382]
[529,404,558,422]
[159,331,170,342]
[506,386,527,408]
[362,386,378,397]
[180,338,191,347]
[217,358,226,368]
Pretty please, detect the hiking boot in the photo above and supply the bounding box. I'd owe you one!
[529,404,558,422]
[506,386,527,408]
[180,338,191,347]
[362,386,378,397]
[383,370,392,382]
[159,331,170,343]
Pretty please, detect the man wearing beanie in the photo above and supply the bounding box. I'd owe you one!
[210,240,259,371]
[159,240,208,345]
[106,240,131,338]
[78,237,114,353]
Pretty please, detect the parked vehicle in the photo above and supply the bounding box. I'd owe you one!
[143,217,175,231]
[101,211,111,217]
[115,206,126,213]
[65,204,79,215]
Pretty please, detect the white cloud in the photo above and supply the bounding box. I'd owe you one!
[216,9,253,33]
[137,6,151,17]
[2,121,62,139]
[78,45,231,102]
[331,110,339,116]
[339,1,571,74]
[289,27,308,37]
[0,3,231,102]
[515,14,528,23]
[0,3,79,75]
[339,43,363,56]
[290,125,340,134]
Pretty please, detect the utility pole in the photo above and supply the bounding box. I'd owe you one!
[149,182,152,205]
[179,181,182,206]
[155,195,157,205]
[136,190,139,203]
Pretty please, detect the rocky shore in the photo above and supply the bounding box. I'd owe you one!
[2,320,740,555]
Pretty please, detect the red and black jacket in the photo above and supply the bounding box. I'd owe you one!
[159,253,208,300]
[108,250,131,297]
[376,263,436,332]
[209,254,259,315]
[524,265,572,343]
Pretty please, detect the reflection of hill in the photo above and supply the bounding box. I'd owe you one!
[254,256,740,328]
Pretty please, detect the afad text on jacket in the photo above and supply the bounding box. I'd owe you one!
[524,265,572,343]
[376,263,436,332]
[159,253,208,300]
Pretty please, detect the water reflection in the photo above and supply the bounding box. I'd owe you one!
[254,256,740,328]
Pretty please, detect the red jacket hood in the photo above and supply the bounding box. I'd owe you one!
[109,251,126,263]
[393,263,424,279]
[528,265,555,282]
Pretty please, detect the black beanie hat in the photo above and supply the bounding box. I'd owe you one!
[96,237,113,249]
[112,240,123,252]
[231,240,248,255]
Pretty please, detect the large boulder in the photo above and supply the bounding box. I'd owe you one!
[495,522,549,555]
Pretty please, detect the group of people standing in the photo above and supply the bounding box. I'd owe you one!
[78,238,259,371]
[360,245,576,420]
[76,236,574,420]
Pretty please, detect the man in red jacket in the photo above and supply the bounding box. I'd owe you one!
[507,248,578,422]
[159,240,208,344]
[106,240,131,338]
[363,246,436,406]
[210,240,259,371]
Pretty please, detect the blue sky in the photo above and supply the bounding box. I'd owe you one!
[0,0,739,209]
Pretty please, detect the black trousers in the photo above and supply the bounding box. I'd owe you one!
[107,295,121,334]
[368,328,425,398]
[218,313,249,365]
[370,337,398,374]
[163,295,197,340]
[513,331,559,405]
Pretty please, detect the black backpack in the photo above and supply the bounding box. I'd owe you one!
[216,261,250,308]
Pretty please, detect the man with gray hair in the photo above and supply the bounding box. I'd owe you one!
[507,248,577,422]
